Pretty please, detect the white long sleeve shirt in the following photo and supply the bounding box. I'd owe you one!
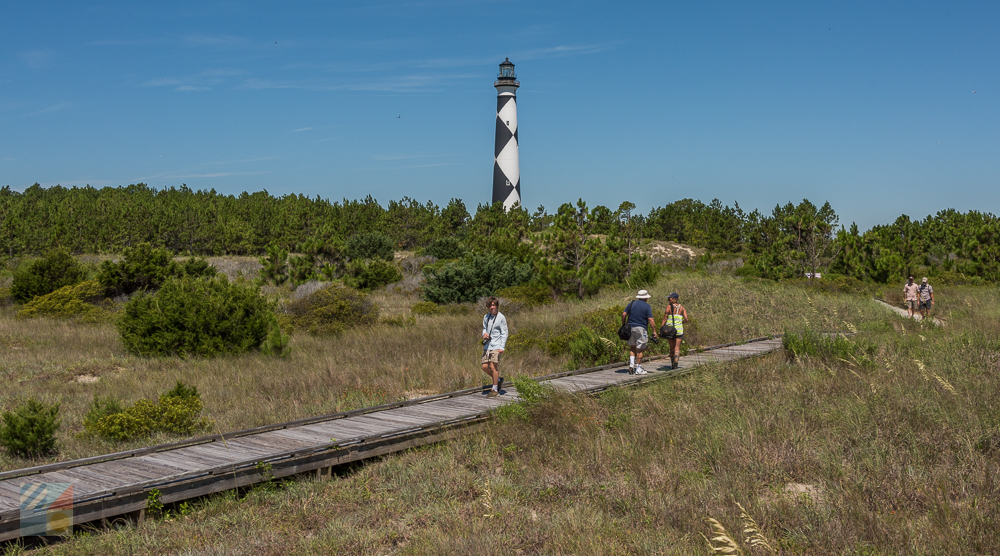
[482,312,508,351]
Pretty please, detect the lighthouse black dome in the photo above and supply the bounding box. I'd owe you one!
[497,58,516,81]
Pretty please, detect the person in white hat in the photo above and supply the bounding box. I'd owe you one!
[621,290,657,375]
[918,277,934,319]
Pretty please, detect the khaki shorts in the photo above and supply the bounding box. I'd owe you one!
[481,350,502,365]
[907,300,919,310]
[629,327,648,349]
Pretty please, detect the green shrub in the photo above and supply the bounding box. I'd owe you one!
[347,233,394,262]
[260,243,289,286]
[163,380,200,400]
[0,285,12,307]
[10,250,86,303]
[0,399,60,458]
[783,328,877,367]
[344,259,402,292]
[84,382,208,441]
[117,275,276,357]
[411,301,444,315]
[494,376,552,423]
[567,326,620,368]
[82,396,125,432]
[17,280,104,319]
[422,237,465,260]
[284,283,379,335]
[507,305,668,368]
[422,253,533,304]
[260,322,292,358]
[628,261,661,288]
[495,284,553,307]
[381,314,416,327]
[99,243,217,297]
[158,396,206,435]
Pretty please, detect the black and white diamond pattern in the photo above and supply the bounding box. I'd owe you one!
[493,94,520,210]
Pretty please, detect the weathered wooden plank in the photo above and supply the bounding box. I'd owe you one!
[268,429,339,445]
[139,453,212,473]
[383,404,472,422]
[100,457,188,480]
[17,472,103,496]
[226,434,312,455]
[56,468,128,492]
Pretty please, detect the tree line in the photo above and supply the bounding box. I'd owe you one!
[1,183,996,284]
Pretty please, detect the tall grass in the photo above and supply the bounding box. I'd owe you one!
[5,273,998,553]
[2,271,882,472]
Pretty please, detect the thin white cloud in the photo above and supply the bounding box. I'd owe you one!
[89,39,157,47]
[175,85,211,92]
[27,102,72,116]
[161,171,269,179]
[17,49,57,69]
[143,77,183,87]
[199,156,277,167]
[0,157,14,162]
[372,153,437,161]
[183,34,247,47]
[291,127,313,133]
[398,162,458,169]
[514,43,615,60]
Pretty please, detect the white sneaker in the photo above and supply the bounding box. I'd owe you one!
[634,366,647,375]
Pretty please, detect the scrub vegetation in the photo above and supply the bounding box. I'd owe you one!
[1,268,998,554]
[1,188,998,553]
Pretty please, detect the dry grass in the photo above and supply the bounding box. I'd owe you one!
[3,273,999,554]
[1,273,886,472]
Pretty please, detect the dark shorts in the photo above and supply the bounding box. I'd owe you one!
[919,299,932,310]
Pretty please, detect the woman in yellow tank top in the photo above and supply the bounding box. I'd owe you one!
[662,292,689,369]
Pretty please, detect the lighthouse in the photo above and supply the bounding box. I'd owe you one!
[493,58,520,211]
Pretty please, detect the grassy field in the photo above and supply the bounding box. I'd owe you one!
[2,271,999,554]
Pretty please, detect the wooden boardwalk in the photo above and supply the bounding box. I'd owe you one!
[0,337,782,541]
[874,298,944,326]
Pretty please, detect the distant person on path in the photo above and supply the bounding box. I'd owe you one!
[903,276,920,318]
[918,277,935,319]
[661,292,690,369]
[481,296,508,398]
[622,290,657,375]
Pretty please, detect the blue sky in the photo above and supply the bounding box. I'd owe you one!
[1,1,997,231]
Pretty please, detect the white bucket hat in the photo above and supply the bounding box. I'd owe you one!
[635,290,651,300]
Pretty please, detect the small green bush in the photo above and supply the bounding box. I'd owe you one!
[0,399,60,458]
[344,259,402,292]
[628,261,661,288]
[411,301,444,315]
[10,250,86,303]
[284,283,379,335]
[17,280,104,319]
[82,396,126,432]
[422,253,533,304]
[346,233,394,262]
[84,382,208,441]
[158,395,206,435]
[507,305,668,368]
[495,284,553,307]
[783,328,877,367]
[117,275,276,357]
[99,243,217,297]
[260,321,292,358]
[381,314,416,327]
[260,243,289,286]
[422,237,465,260]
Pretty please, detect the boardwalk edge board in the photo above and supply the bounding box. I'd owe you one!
[0,335,790,541]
